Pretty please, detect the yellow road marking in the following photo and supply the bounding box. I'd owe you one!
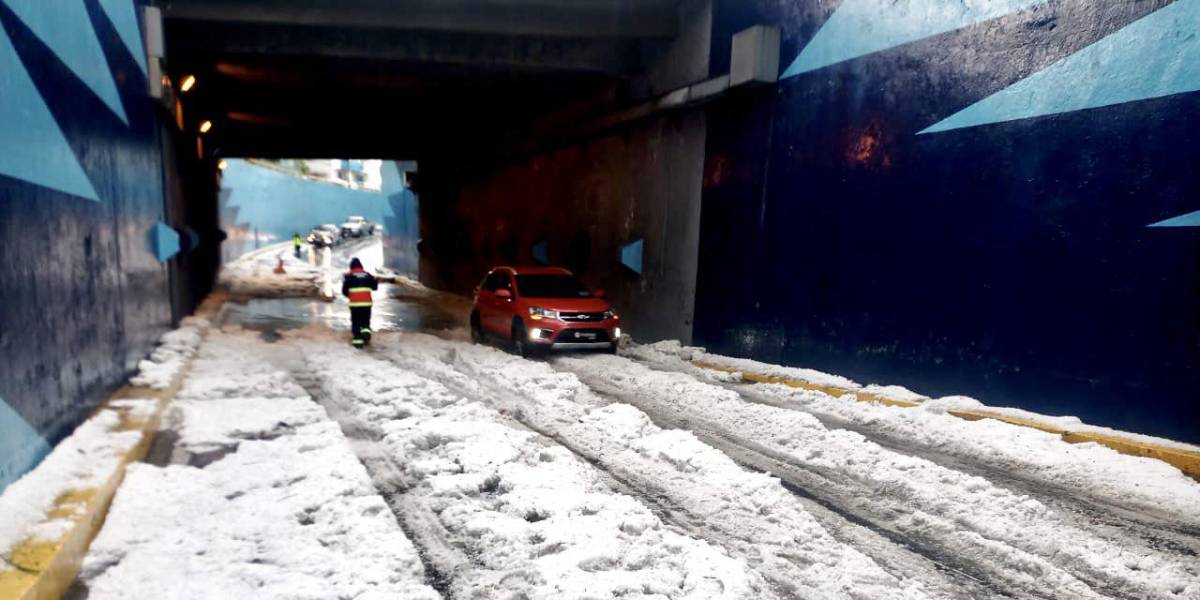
[692,361,1200,480]
[0,295,224,599]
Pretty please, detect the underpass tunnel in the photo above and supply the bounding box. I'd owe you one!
[2,0,1199,494]
[170,0,735,345]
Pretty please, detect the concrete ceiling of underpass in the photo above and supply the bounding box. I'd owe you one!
[161,0,684,159]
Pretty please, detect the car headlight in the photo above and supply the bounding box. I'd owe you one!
[529,307,559,320]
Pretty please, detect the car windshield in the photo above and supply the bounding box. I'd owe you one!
[515,274,593,298]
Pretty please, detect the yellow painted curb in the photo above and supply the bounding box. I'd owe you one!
[692,361,1200,481]
[0,296,222,600]
[693,361,921,408]
[946,410,1068,436]
[1061,431,1200,482]
[0,391,176,600]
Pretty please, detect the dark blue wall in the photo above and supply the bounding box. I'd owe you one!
[383,184,420,276]
[696,0,1200,442]
[0,0,190,490]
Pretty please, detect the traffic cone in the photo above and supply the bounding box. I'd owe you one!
[274,257,287,274]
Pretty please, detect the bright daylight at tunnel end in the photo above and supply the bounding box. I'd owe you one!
[1,0,1199,599]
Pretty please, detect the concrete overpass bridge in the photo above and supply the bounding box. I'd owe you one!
[163,0,709,159]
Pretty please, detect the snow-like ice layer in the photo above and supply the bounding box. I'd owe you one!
[81,423,438,599]
[128,316,209,390]
[556,353,1200,600]
[0,402,152,558]
[768,384,1200,523]
[375,334,927,599]
[642,340,862,390]
[175,331,306,400]
[80,329,439,600]
[633,341,1200,455]
[859,384,929,403]
[308,340,773,600]
[219,244,325,298]
[173,396,325,454]
[628,343,1200,522]
[0,314,210,558]
[927,396,1200,454]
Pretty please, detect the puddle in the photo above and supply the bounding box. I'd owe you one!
[222,284,463,337]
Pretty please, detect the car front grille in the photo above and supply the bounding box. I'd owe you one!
[555,329,610,342]
[559,312,606,322]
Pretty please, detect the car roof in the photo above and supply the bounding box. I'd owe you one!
[493,266,574,276]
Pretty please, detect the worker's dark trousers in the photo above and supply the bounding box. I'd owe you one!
[350,306,372,348]
[294,245,301,258]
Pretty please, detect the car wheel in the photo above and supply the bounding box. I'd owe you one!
[470,311,484,344]
[605,341,618,355]
[512,321,533,358]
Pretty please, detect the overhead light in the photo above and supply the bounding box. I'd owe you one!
[198,120,212,133]
[180,74,196,92]
[217,159,228,170]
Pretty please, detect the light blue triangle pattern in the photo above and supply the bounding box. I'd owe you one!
[0,26,100,201]
[922,0,1200,134]
[379,162,402,221]
[620,239,644,275]
[532,240,549,265]
[782,0,1046,78]
[1148,210,1200,228]
[0,396,53,493]
[181,225,200,252]
[3,0,128,123]
[153,221,180,261]
[97,0,146,76]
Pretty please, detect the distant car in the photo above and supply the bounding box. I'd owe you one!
[470,266,620,357]
[308,225,341,247]
[341,216,376,238]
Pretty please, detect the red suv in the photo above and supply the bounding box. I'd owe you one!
[470,266,620,356]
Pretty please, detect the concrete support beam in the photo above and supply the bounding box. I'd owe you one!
[166,21,650,76]
[164,0,679,39]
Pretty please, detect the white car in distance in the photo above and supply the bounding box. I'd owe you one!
[340,216,377,239]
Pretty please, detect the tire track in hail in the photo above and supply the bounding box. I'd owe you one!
[626,354,1200,562]
[380,341,999,599]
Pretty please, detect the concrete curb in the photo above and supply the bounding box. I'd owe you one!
[692,361,1200,481]
[0,295,224,600]
[0,397,169,600]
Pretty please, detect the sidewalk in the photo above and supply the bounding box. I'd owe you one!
[70,324,440,599]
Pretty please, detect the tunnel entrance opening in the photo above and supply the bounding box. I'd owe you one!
[215,158,415,269]
[215,157,438,336]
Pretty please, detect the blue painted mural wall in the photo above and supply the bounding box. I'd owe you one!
[383,184,420,276]
[0,0,175,490]
[219,160,416,270]
[696,0,1200,442]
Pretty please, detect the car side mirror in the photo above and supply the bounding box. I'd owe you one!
[594,289,607,298]
[496,288,513,300]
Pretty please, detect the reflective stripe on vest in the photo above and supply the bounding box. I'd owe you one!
[348,286,373,306]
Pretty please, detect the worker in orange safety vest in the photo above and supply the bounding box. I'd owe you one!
[341,258,378,348]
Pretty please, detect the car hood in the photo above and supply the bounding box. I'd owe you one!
[527,297,611,312]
